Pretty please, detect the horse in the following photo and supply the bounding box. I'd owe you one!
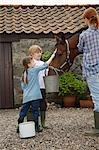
[48,32,81,75]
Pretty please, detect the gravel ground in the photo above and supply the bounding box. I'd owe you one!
[0,104,99,150]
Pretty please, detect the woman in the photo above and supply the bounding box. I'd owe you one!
[77,7,99,135]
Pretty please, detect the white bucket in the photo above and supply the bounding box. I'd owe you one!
[19,121,35,138]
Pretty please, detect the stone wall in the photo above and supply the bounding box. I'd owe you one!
[12,38,82,107]
[12,38,56,106]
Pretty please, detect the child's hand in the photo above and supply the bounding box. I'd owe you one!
[53,48,57,56]
[46,48,57,64]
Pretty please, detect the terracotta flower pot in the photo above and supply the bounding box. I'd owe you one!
[80,99,94,108]
[63,95,76,107]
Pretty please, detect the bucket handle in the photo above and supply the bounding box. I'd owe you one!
[45,66,58,76]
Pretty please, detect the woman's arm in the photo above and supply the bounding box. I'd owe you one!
[77,34,84,53]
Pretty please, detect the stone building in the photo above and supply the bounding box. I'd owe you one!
[0,5,98,108]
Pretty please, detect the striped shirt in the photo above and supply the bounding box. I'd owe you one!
[77,26,99,78]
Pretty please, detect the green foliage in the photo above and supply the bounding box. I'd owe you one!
[59,72,88,97]
[41,50,52,62]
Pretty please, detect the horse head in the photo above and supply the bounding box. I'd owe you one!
[49,32,80,75]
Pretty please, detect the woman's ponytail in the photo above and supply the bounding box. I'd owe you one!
[83,7,99,28]
[89,15,99,28]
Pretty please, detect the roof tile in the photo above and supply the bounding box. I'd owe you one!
[0,5,99,34]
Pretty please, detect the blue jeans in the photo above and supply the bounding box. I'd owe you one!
[19,100,40,120]
[87,73,99,112]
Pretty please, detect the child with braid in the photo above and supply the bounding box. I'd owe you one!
[17,47,57,133]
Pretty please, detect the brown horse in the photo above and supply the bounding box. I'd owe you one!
[49,32,81,75]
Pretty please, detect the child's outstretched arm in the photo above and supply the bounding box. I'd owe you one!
[46,49,57,65]
[33,49,57,73]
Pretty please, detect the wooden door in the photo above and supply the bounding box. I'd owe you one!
[0,42,13,108]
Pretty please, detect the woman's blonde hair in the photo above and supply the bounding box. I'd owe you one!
[28,45,42,55]
[83,7,99,28]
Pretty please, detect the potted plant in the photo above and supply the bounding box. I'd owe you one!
[79,96,93,108]
[59,72,88,107]
[79,90,94,108]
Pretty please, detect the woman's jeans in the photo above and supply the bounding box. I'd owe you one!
[19,100,40,121]
[87,73,99,112]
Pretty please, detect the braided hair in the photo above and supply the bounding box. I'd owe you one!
[22,56,32,84]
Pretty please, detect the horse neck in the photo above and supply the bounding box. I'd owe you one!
[67,34,79,62]
[68,33,79,49]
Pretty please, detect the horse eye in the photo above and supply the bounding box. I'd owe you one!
[57,50,62,55]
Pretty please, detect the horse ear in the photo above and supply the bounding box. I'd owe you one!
[60,32,65,42]
[54,34,61,43]
[55,33,66,43]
